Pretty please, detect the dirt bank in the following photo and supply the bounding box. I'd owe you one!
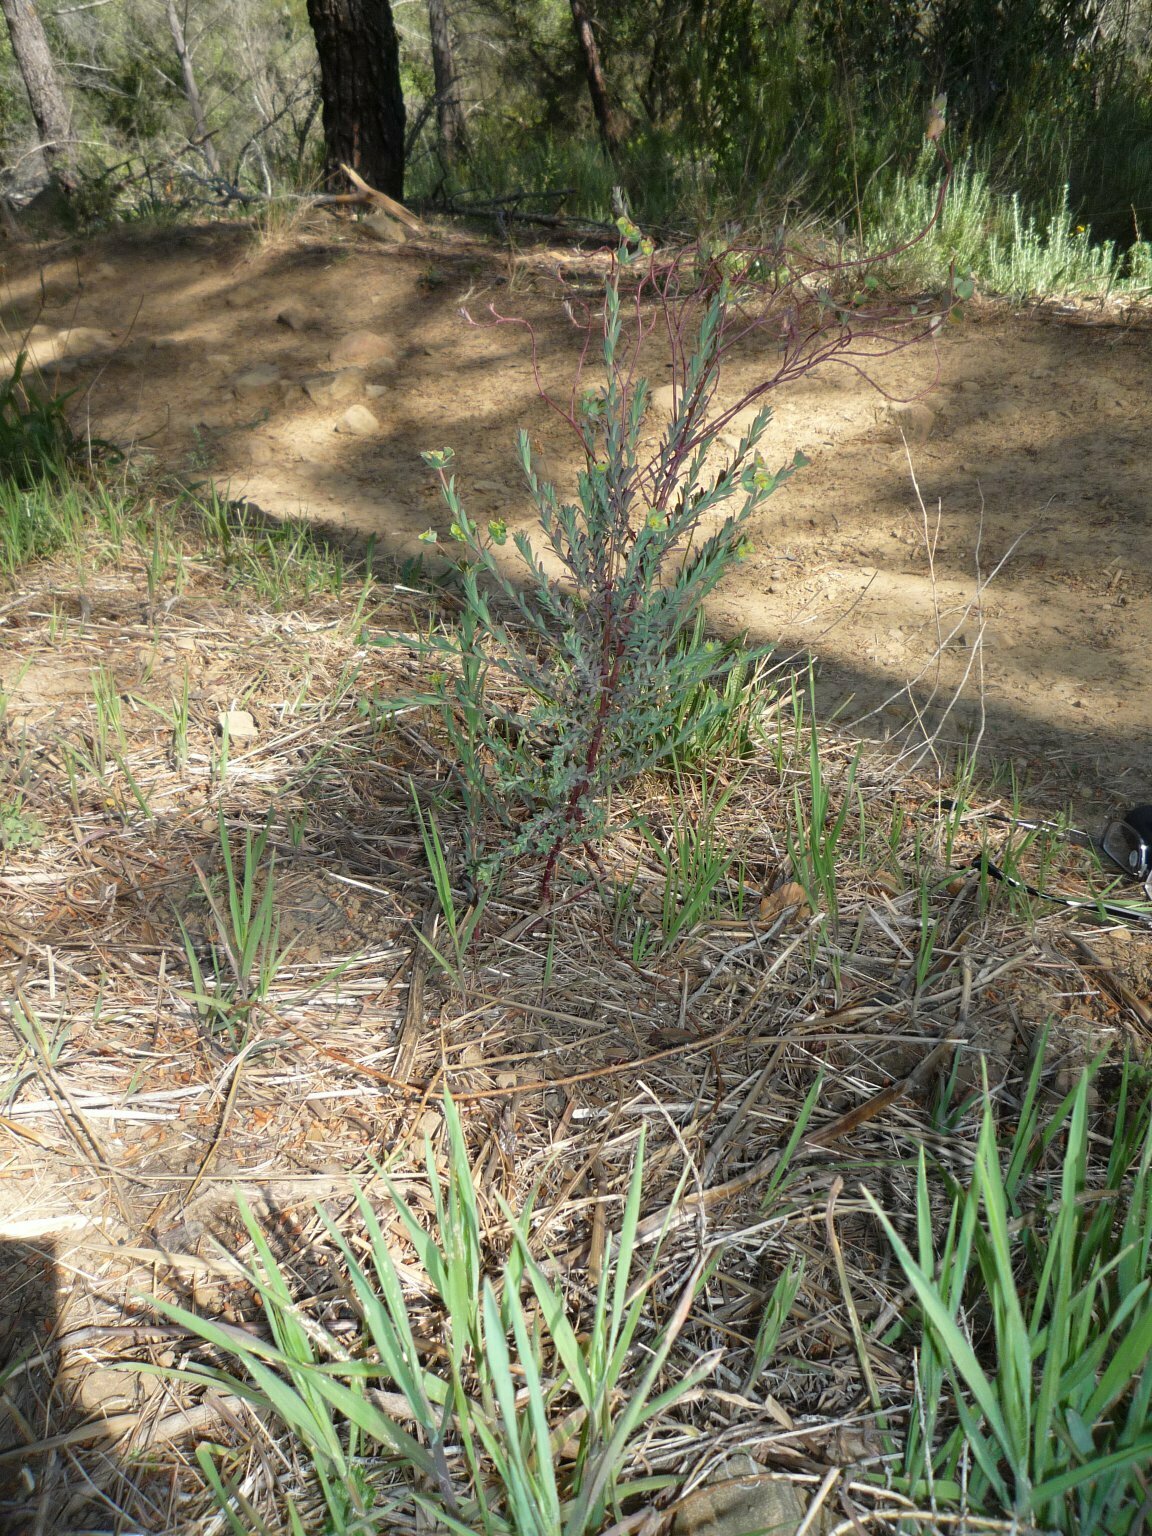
[4,216,1150,819]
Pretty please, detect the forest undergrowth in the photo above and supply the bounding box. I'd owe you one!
[1,222,1151,1536]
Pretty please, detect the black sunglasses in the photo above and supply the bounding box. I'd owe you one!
[1100,807,1152,885]
[970,801,1152,929]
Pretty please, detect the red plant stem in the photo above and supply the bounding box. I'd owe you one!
[539,580,633,900]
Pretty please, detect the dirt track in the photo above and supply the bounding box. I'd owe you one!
[4,216,1151,820]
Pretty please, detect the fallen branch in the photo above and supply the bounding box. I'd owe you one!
[331,161,425,233]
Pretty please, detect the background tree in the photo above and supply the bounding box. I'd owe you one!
[0,0,1150,249]
[568,0,621,151]
[304,0,405,196]
[162,0,220,176]
[0,0,75,188]
[428,0,467,166]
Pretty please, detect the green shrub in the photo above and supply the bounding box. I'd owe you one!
[386,214,964,896]
[393,226,810,895]
[0,350,80,486]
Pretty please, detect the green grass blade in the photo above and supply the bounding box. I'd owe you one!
[863,1188,1016,1464]
[1031,1436,1152,1506]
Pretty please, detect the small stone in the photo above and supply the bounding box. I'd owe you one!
[415,1108,441,1143]
[649,383,678,417]
[224,283,264,309]
[64,325,118,357]
[672,1454,830,1536]
[73,1365,133,1415]
[329,367,366,402]
[302,373,335,404]
[329,330,396,368]
[359,213,409,243]
[334,404,379,436]
[758,882,809,923]
[217,709,258,741]
[884,401,935,444]
[26,324,115,367]
[232,365,280,396]
[302,367,365,405]
[246,436,281,467]
[275,304,316,331]
[527,449,561,486]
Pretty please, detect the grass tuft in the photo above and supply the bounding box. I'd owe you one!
[144,1095,730,1535]
[867,1050,1152,1532]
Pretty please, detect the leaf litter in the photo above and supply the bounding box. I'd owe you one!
[0,489,1148,1532]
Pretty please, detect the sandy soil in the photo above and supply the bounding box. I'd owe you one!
[4,215,1151,820]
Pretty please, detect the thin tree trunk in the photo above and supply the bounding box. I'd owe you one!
[0,0,75,187]
[427,0,468,165]
[305,0,406,199]
[163,0,220,176]
[568,0,620,151]
[641,0,687,123]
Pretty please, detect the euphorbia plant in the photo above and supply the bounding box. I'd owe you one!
[396,208,955,897]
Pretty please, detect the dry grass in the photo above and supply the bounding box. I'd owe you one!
[1,495,1149,1533]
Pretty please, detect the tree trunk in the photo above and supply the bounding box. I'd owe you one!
[163,0,220,176]
[427,0,468,165]
[305,0,406,199]
[568,0,620,151]
[0,0,75,187]
[641,0,687,123]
